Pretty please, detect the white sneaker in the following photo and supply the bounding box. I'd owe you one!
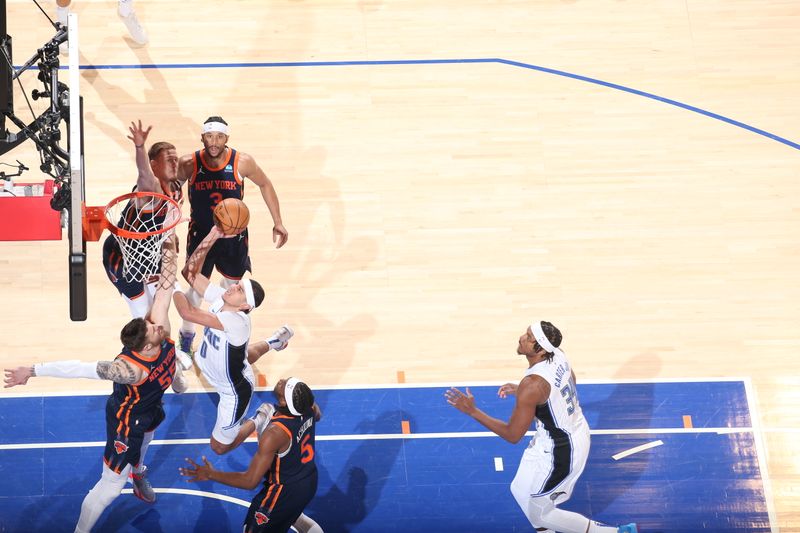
[267,325,294,352]
[252,403,275,435]
[176,348,193,371]
[119,10,148,45]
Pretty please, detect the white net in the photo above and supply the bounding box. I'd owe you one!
[105,193,182,282]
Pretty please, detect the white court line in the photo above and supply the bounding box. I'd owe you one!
[0,377,753,398]
[120,487,250,507]
[0,426,755,451]
[612,440,663,461]
[744,377,778,533]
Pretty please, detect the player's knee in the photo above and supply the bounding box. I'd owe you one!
[209,438,231,455]
[92,467,127,505]
[509,477,528,506]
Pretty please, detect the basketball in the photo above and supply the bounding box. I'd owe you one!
[213,198,250,235]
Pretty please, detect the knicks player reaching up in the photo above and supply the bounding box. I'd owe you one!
[173,225,294,456]
[102,121,191,370]
[446,321,638,533]
[175,116,288,355]
[4,236,187,533]
[102,120,182,319]
[181,377,323,533]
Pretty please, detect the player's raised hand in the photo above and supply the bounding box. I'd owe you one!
[273,223,288,248]
[4,366,33,388]
[179,456,214,482]
[445,387,476,415]
[498,382,518,398]
[126,119,152,148]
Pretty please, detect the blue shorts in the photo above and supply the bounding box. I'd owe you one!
[244,471,318,532]
[103,398,165,474]
[102,235,153,299]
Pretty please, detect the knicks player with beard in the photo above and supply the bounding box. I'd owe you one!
[4,236,187,532]
[181,377,323,533]
[174,116,289,357]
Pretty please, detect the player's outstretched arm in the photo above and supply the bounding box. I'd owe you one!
[147,234,179,336]
[127,120,158,193]
[5,357,147,388]
[172,289,226,331]
[238,153,288,248]
[446,376,547,444]
[176,153,194,185]
[180,423,287,490]
[182,226,225,295]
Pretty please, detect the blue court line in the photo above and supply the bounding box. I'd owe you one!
[16,56,799,151]
[0,380,771,531]
[0,381,751,445]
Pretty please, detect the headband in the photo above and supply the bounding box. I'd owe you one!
[241,278,255,309]
[531,320,557,353]
[284,377,301,416]
[202,121,230,135]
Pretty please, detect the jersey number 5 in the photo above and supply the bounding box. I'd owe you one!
[300,434,314,464]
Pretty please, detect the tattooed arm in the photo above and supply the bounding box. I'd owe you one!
[96,358,147,385]
[5,357,146,387]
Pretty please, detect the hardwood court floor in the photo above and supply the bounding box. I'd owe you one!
[3,1,800,529]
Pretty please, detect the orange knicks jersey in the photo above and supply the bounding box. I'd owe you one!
[265,410,318,486]
[109,339,177,419]
[188,148,245,234]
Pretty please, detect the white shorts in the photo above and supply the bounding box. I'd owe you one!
[510,425,591,508]
[196,355,255,445]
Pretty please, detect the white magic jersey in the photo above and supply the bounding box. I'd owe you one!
[525,349,588,449]
[195,284,253,394]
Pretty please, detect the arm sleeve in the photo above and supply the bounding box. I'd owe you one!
[216,312,250,346]
[34,361,101,380]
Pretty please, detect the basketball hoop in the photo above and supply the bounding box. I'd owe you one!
[83,191,183,282]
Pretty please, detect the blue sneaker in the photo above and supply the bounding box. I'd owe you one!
[179,331,195,355]
[618,525,638,533]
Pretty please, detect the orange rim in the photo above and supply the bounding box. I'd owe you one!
[104,191,182,239]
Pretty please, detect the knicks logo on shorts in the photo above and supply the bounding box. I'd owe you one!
[114,440,129,454]
[254,512,269,525]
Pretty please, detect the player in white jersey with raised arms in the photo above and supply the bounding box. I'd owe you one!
[173,225,293,455]
[446,320,638,533]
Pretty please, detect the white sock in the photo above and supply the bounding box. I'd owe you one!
[132,431,154,475]
[74,464,129,533]
[118,0,133,17]
[293,513,323,533]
